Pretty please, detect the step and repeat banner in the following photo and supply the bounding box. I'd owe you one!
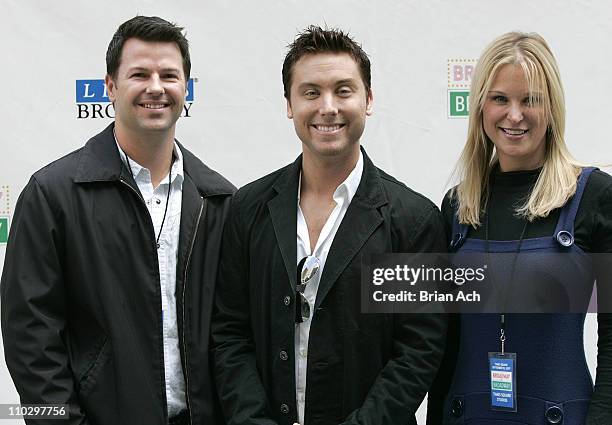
[1,1,610,423]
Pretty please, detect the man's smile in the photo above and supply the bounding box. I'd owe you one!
[311,123,346,133]
[138,101,171,110]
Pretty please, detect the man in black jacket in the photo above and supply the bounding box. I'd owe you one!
[1,16,233,425]
[212,26,447,425]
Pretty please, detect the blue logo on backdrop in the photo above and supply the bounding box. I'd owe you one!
[76,80,108,103]
[75,79,195,118]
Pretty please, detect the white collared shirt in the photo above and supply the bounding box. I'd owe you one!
[295,151,364,424]
[115,140,186,416]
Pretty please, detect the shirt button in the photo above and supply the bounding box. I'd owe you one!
[279,350,288,361]
[300,349,307,358]
[156,198,162,205]
[280,404,289,414]
[284,295,291,306]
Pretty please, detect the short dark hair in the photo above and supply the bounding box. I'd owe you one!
[282,25,371,99]
[106,16,191,81]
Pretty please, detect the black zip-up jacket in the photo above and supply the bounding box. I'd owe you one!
[1,123,235,425]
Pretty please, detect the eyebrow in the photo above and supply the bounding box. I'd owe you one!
[297,78,359,88]
[336,78,358,86]
[488,90,543,97]
[126,66,181,73]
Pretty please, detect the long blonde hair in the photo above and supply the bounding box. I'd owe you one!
[454,32,581,227]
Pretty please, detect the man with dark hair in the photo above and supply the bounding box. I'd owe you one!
[1,15,233,425]
[106,15,191,81]
[212,26,447,425]
[281,25,371,98]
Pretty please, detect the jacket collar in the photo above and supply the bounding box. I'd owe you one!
[267,146,388,298]
[74,122,234,196]
[271,146,388,210]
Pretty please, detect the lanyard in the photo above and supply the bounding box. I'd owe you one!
[124,152,174,249]
[484,209,528,354]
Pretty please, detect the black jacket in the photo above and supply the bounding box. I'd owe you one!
[1,124,235,425]
[211,150,448,425]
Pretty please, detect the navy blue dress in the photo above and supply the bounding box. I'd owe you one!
[432,167,612,425]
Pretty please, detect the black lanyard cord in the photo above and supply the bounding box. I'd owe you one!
[485,201,528,354]
[124,152,174,249]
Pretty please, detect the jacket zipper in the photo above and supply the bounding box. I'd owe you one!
[120,178,147,205]
[182,196,205,425]
[120,178,169,422]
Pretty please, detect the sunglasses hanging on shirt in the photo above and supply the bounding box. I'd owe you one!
[295,255,320,323]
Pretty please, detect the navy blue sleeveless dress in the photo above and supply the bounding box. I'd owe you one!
[443,167,596,425]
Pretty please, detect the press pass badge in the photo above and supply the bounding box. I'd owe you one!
[488,352,517,412]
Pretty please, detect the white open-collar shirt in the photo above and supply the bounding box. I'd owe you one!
[115,138,186,416]
[295,151,363,424]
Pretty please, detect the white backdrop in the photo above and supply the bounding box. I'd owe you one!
[1,1,610,423]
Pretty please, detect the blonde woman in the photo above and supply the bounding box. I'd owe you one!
[427,32,612,425]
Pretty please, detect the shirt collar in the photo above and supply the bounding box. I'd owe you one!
[297,151,364,203]
[114,130,184,186]
[335,150,363,203]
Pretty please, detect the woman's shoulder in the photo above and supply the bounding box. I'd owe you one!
[578,168,612,252]
[440,186,461,237]
[581,168,612,209]
[440,186,459,217]
[585,168,612,193]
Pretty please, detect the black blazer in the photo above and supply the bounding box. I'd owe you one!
[212,149,448,425]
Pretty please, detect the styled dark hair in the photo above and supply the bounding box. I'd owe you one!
[282,25,371,99]
[106,16,191,81]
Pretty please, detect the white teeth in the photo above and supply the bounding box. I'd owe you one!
[142,104,166,109]
[315,125,341,132]
[503,128,527,136]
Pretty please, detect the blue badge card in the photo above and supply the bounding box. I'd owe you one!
[488,352,517,412]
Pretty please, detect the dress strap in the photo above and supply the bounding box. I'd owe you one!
[449,197,470,251]
[553,167,598,247]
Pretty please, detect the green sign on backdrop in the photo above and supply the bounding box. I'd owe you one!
[448,90,470,117]
[0,217,8,244]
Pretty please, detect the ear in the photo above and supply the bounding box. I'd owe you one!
[182,73,188,96]
[105,74,117,103]
[365,88,374,116]
[286,97,293,119]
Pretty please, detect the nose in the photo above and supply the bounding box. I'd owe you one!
[507,102,523,123]
[318,93,338,116]
[146,74,164,95]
